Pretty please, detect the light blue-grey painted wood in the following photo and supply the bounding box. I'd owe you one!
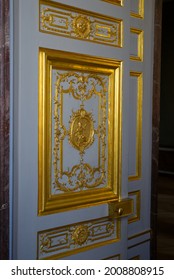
[128,241,150,260]
[128,0,155,242]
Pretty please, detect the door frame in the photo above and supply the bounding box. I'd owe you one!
[151,0,162,260]
[0,0,10,260]
[0,0,162,260]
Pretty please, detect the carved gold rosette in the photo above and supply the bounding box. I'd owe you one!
[72,15,91,38]
[72,225,89,245]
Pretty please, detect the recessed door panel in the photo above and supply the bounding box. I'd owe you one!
[39,48,122,215]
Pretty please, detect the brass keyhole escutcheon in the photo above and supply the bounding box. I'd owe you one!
[108,199,133,218]
[117,208,124,216]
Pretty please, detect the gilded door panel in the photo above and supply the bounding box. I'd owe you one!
[39,48,122,215]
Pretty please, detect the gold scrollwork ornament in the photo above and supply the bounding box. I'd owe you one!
[40,235,51,253]
[72,225,89,246]
[73,15,91,38]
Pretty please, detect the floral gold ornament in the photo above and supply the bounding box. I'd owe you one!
[72,225,89,245]
[73,15,91,38]
[40,235,51,252]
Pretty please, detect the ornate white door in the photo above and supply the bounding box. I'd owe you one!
[13,0,155,260]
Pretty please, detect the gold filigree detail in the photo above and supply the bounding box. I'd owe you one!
[40,235,51,253]
[53,71,107,193]
[72,225,89,245]
[106,223,115,233]
[69,108,94,152]
[73,15,91,38]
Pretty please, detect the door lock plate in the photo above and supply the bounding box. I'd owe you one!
[108,198,133,218]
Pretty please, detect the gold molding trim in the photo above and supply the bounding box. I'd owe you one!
[128,190,141,224]
[128,72,143,181]
[38,48,122,215]
[39,0,123,47]
[129,255,140,260]
[128,229,152,240]
[130,28,144,62]
[103,254,121,260]
[130,0,144,19]
[37,217,120,259]
[101,0,123,6]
